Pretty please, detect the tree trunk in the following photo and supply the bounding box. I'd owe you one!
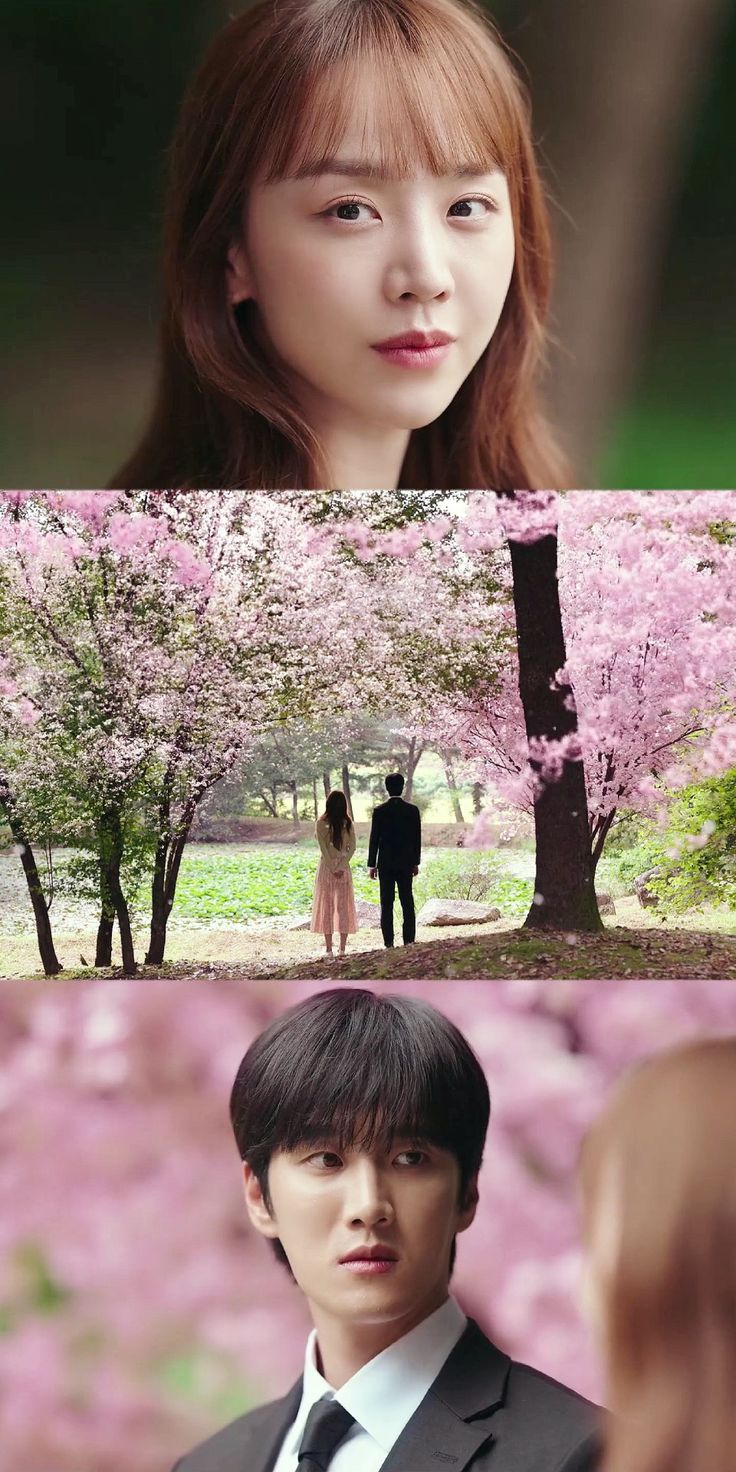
[312,775,319,819]
[512,0,730,480]
[506,526,602,931]
[289,780,300,829]
[441,751,465,823]
[146,829,170,968]
[322,770,332,799]
[403,738,425,803]
[146,794,202,967]
[259,789,278,818]
[472,782,484,816]
[95,910,114,967]
[341,763,353,817]
[99,805,137,974]
[0,791,62,976]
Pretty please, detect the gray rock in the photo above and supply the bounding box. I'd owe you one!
[416,898,501,927]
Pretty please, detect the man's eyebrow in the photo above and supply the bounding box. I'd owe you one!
[290,157,498,182]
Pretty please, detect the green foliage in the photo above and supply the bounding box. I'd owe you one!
[609,841,668,895]
[600,772,736,915]
[411,849,531,917]
[653,770,736,914]
[138,843,532,922]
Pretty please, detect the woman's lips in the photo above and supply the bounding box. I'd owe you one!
[372,342,453,370]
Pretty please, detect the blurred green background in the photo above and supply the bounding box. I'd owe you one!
[2,0,735,487]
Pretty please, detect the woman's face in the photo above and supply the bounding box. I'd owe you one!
[228,78,516,453]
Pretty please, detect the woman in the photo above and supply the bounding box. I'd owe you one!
[113,0,567,492]
[311,789,358,957]
[579,1036,736,1472]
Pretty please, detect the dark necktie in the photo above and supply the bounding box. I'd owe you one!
[296,1395,356,1471]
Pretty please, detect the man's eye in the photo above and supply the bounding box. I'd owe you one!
[396,1150,426,1166]
[309,1151,342,1167]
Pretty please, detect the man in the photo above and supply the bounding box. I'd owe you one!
[367,773,422,947]
[173,989,601,1472]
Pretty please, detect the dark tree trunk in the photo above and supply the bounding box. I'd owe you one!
[322,770,332,799]
[0,791,62,975]
[312,776,319,819]
[146,828,170,968]
[95,910,114,967]
[472,782,484,816]
[341,763,353,817]
[259,789,278,818]
[99,805,137,974]
[146,793,201,967]
[441,751,465,823]
[403,737,425,803]
[506,528,602,932]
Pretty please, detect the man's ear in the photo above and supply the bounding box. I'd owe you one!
[243,1161,280,1238]
[227,241,254,306]
[457,1172,480,1235]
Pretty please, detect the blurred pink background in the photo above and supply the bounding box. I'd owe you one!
[2,978,736,1471]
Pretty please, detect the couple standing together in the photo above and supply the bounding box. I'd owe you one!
[310,773,421,956]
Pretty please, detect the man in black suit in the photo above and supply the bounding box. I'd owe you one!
[173,989,601,1472]
[367,772,422,947]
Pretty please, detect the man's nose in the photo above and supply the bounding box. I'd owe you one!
[344,1165,395,1227]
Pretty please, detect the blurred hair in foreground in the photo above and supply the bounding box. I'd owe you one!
[580,1036,736,1472]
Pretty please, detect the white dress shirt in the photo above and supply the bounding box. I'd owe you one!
[272,1296,467,1472]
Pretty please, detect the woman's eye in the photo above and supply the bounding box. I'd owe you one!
[324,195,496,224]
[325,198,376,223]
[449,196,496,219]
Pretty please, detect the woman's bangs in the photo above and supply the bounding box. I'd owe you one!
[263,27,517,184]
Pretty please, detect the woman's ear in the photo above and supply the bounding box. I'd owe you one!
[227,242,254,305]
[242,1161,280,1238]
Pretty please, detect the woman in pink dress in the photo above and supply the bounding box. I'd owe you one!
[310,790,358,958]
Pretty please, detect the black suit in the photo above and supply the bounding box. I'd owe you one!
[172,1318,601,1472]
[367,796,422,946]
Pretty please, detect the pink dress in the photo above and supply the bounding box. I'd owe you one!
[310,817,358,934]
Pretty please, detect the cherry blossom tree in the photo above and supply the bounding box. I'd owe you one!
[338,491,736,928]
[329,491,601,929]
[0,493,377,972]
[440,492,736,878]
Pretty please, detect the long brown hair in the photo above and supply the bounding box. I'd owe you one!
[113,0,568,491]
[579,1037,736,1472]
[321,790,352,851]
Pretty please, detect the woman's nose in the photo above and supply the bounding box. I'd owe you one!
[385,224,455,305]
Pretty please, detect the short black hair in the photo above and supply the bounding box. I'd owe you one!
[385,772,405,795]
[230,989,490,1279]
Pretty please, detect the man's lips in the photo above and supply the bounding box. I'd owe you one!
[339,1245,399,1263]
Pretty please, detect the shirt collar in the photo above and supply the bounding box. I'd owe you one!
[286,1296,467,1455]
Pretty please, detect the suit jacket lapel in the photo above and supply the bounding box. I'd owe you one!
[246,1377,303,1472]
[379,1320,510,1472]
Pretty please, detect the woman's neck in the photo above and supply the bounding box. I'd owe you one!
[317,416,410,491]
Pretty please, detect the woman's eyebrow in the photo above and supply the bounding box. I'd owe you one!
[290,156,497,182]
